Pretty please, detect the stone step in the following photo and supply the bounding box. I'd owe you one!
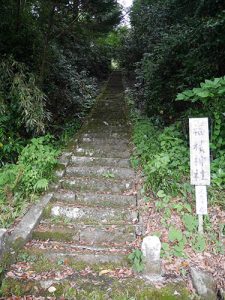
[80,136,130,146]
[45,203,138,225]
[91,112,126,119]
[2,277,147,299]
[83,132,130,139]
[88,116,128,123]
[75,141,131,153]
[73,146,131,159]
[70,156,131,168]
[25,240,130,265]
[86,124,130,133]
[65,165,135,180]
[53,190,136,208]
[33,222,136,244]
[61,176,134,194]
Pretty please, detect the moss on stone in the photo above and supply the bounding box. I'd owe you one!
[32,230,74,242]
[42,205,52,219]
[1,276,191,299]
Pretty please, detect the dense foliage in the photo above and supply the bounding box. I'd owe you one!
[0,0,122,165]
[121,0,225,195]
[121,0,225,116]
[0,135,59,228]
[0,1,122,226]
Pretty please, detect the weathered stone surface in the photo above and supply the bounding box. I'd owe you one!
[73,146,131,159]
[141,236,161,277]
[77,141,130,153]
[53,190,76,202]
[190,267,217,299]
[26,241,129,264]
[65,165,135,179]
[33,222,135,244]
[58,152,72,167]
[83,132,130,139]
[79,224,135,244]
[50,204,137,224]
[0,229,7,258]
[62,176,133,194]
[70,156,131,168]
[81,137,129,146]
[9,193,53,245]
[55,169,65,178]
[48,252,127,264]
[54,190,136,208]
[76,192,136,208]
[32,224,80,242]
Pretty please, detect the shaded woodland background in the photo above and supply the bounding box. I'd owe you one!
[0,0,225,227]
[0,0,122,165]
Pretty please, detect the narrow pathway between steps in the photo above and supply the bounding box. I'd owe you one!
[2,71,142,298]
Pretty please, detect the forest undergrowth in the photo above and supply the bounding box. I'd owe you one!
[0,119,82,229]
[125,82,225,291]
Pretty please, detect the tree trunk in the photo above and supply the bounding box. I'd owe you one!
[39,3,56,84]
[15,0,21,32]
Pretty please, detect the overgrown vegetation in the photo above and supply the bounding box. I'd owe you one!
[0,1,122,227]
[128,94,225,260]
[0,0,122,165]
[121,0,225,207]
[120,0,225,199]
[123,1,225,259]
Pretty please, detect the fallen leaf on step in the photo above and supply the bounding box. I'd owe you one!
[99,269,112,276]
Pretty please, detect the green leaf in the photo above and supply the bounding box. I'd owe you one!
[182,214,197,232]
[168,227,183,242]
[34,178,48,191]
[192,235,206,252]
[157,190,166,198]
[195,90,210,98]
[162,242,170,251]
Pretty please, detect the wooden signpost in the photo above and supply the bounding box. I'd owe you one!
[189,118,210,234]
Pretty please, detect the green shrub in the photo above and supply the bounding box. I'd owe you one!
[176,76,225,189]
[0,135,59,228]
[133,117,189,195]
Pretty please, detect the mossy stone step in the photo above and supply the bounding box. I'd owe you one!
[32,224,80,242]
[75,141,131,153]
[70,156,131,168]
[24,241,130,265]
[61,176,134,193]
[88,118,128,125]
[53,190,136,208]
[86,123,130,132]
[83,132,130,139]
[45,203,138,224]
[32,222,136,244]
[73,146,131,159]
[65,165,135,179]
[80,136,130,146]
[2,276,190,299]
[91,112,126,119]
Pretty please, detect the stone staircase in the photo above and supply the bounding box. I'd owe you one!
[1,72,142,298]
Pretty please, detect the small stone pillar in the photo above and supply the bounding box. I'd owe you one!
[141,235,161,278]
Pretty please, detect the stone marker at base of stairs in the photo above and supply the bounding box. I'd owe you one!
[141,235,162,280]
[190,267,217,300]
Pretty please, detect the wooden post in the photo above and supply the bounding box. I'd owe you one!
[189,118,211,234]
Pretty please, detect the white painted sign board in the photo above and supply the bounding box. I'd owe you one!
[189,118,210,186]
[195,185,208,215]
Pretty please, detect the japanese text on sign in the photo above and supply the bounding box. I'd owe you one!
[195,185,208,215]
[189,118,210,186]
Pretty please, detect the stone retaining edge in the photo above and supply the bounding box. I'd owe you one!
[0,193,53,262]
